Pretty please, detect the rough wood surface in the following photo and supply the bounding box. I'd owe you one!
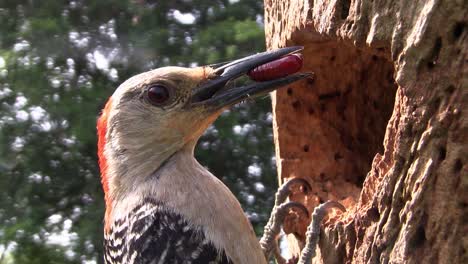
[264,0,467,263]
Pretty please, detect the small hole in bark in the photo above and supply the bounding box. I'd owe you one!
[432,97,441,110]
[445,85,455,94]
[373,100,379,110]
[438,146,446,161]
[427,61,435,69]
[427,37,442,69]
[330,56,336,62]
[319,91,341,100]
[307,107,314,115]
[387,72,395,84]
[307,77,315,86]
[319,173,326,180]
[453,159,462,173]
[452,22,465,40]
[366,207,380,222]
[410,225,427,249]
[372,55,378,61]
[334,152,343,161]
[460,201,468,209]
[287,88,293,95]
[341,0,350,19]
[303,145,309,152]
[319,103,326,112]
[344,85,352,95]
[292,100,301,109]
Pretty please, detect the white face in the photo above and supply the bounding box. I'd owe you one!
[103,66,220,199]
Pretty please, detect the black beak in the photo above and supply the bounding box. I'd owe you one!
[191,46,311,109]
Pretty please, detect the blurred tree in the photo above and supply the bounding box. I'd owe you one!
[0,0,276,263]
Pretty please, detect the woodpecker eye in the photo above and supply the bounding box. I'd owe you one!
[146,85,171,106]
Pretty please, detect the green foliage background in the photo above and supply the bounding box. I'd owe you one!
[0,0,278,263]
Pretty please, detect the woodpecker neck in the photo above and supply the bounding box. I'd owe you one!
[98,98,199,231]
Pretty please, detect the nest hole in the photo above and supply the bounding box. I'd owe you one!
[276,38,397,212]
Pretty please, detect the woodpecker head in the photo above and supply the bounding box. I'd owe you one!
[97,47,309,228]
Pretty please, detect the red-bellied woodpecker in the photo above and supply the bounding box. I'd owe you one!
[97,47,311,263]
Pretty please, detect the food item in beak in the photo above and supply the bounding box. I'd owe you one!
[248,53,303,82]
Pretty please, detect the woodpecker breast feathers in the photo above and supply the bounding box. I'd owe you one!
[97,47,309,264]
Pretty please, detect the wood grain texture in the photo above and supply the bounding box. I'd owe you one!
[264,0,467,263]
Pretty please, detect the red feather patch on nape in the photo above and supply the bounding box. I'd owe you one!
[97,97,113,232]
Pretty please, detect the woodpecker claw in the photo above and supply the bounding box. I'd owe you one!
[260,201,309,261]
[260,178,311,261]
[275,178,312,206]
[297,201,346,264]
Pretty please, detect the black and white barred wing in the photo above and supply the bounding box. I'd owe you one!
[104,200,233,264]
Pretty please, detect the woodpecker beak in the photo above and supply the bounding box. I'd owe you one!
[190,46,310,109]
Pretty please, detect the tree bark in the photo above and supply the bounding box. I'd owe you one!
[264,0,467,263]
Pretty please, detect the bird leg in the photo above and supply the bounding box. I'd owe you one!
[297,201,346,264]
[260,201,308,261]
[260,178,311,261]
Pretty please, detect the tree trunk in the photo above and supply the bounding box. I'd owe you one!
[265,0,467,263]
